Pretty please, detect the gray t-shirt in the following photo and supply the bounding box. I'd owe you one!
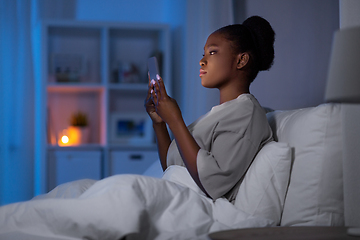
[166,94,273,202]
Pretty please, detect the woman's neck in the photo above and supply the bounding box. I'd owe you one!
[219,86,250,104]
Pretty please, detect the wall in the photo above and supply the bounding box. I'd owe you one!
[338,0,360,228]
[75,0,339,115]
[340,0,360,28]
[238,0,339,110]
[0,0,36,205]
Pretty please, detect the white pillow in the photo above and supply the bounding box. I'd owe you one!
[267,103,344,226]
[234,141,292,225]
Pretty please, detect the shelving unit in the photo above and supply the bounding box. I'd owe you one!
[34,20,171,194]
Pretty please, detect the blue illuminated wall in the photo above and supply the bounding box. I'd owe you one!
[0,0,36,205]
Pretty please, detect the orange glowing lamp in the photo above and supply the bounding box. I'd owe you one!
[58,130,71,146]
[61,135,69,144]
[58,127,84,146]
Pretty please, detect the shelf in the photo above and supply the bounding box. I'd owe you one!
[47,144,104,150]
[108,28,161,84]
[35,20,171,194]
[47,90,104,145]
[47,84,104,93]
[108,83,148,91]
[47,143,157,151]
[47,25,102,84]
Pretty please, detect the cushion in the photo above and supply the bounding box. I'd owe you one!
[267,103,344,226]
[234,141,292,225]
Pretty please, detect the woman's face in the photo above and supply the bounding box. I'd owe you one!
[199,32,238,89]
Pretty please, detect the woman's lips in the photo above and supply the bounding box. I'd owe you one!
[199,69,207,77]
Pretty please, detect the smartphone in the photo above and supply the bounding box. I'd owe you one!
[147,56,160,82]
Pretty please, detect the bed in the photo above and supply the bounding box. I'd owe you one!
[0,103,344,239]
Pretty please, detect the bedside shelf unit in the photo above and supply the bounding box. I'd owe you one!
[34,20,171,194]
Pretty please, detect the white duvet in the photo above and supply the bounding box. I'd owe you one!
[0,166,274,240]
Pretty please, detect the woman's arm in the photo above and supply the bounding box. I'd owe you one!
[168,118,209,196]
[151,77,209,196]
[144,77,171,171]
[153,122,171,171]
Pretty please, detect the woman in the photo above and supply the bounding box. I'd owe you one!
[145,15,275,202]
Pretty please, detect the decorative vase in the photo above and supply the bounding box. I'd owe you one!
[67,126,90,145]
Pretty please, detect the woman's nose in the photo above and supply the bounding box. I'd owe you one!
[199,57,206,66]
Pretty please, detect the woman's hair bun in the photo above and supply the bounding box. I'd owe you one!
[243,16,275,71]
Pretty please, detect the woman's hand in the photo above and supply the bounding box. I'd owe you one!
[150,75,182,127]
[144,74,163,124]
[145,74,172,171]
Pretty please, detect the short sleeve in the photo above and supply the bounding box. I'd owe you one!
[197,130,258,200]
[195,95,273,201]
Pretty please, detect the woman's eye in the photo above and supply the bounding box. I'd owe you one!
[202,51,216,57]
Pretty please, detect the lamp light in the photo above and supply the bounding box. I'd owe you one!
[58,129,70,146]
[324,26,360,236]
[325,26,360,103]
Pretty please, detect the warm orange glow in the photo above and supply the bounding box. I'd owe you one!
[57,127,88,146]
[61,135,69,144]
[58,130,71,146]
[67,126,81,146]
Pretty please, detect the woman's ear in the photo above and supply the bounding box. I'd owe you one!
[236,53,250,69]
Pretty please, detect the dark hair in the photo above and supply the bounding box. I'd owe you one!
[215,16,275,82]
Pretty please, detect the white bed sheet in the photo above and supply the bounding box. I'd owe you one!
[0,167,274,240]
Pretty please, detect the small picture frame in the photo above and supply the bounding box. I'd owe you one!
[110,113,153,145]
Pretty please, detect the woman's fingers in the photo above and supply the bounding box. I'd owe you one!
[149,74,169,108]
[151,84,158,105]
[152,74,169,101]
[146,72,154,100]
[157,75,167,98]
[153,80,160,101]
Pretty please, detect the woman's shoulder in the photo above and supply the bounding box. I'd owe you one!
[208,94,256,132]
[238,93,262,108]
[217,94,259,115]
[193,94,263,130]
